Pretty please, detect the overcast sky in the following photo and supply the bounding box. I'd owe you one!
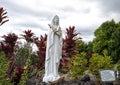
[0,0,120,42]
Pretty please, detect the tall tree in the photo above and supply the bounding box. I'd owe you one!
[93,20,120,63]
[111,22,120,63]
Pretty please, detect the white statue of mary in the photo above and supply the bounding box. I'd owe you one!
[43,15,62,83]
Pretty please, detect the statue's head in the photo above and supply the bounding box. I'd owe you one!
[52,15,59,26]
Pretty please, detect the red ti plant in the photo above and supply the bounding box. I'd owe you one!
[0,7,9,26]
[21,29,35,53]
[12,66,24,84]
[0,33,18,58]
[61,26,81,68]
[0,33,18,80]
[5,30,35,84]
[21,29,34,43]
[34,34,47,69]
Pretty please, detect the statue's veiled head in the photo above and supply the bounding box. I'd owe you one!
[52,15,59,26]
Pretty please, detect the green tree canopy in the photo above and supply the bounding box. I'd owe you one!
[93,19,120,63]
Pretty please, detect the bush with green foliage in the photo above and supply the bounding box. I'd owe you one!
[16,44,35,85]
[89,50,113,76]
[15,45,37,67]
[68,50,113,79]
[0,52,10,85]
[15,47,30,66]
[19,55,31,85]
[114,60,120,71]
[115,64,120,71]
[68,52,88,79]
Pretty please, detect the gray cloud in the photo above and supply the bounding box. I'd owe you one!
[59,5,91,14]
[99,0,120,13]
[59,6,77,13]
[0,1,31,16]
[77,27,95,42]
[1,0,119,43]
[77,26,95,37]
[81,0,120,13]
[0,1,53,20]
[0,0,51,32]
[78,0,120,17]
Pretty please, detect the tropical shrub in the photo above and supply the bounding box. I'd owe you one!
[0,33,18,59]
[61,26,81,70]
[18,53,31,85]
[0,33,18,83]
[15,46,30,66]
[114,60,120,71]
[34,34,47,69]
[18,30,35,85]
[0,52,10,85]
[89,50,113,77]
[68,50,113,79]
[0,30,37,84]
[68,52,88,79]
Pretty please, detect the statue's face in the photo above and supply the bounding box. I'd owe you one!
[53,16,59,26]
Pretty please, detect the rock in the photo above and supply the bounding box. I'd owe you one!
[114,71,120,85]
[26,76,36,85]
[60,72,70,81]
[39,82,48,85]
[85,70,100,85]
[48,76,65,85]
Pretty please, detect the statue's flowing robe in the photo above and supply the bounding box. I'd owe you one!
[43,23,62,83]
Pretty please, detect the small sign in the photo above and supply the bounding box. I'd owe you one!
[99,69,116,82]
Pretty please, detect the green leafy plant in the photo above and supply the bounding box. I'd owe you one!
[14,44,36,85]
[89,50,113,77]
[0,33,18,84]
[116,64,120,71]
[114,60,120,71]
[18,30,35,85]
[19,55,31,85]
[68,50,113,79]
[68,52,88,79]
[15,47,30,66]
[93,20,120,63]
[0,52,10,85]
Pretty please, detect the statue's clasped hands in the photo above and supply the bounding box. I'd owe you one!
[48,24,62,36]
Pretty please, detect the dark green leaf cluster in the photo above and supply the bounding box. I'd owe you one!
[89,50,113,76]
[68,52,87,79]
[0,52,10,85]
[68,50,113,79]
[93,20,120,63]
